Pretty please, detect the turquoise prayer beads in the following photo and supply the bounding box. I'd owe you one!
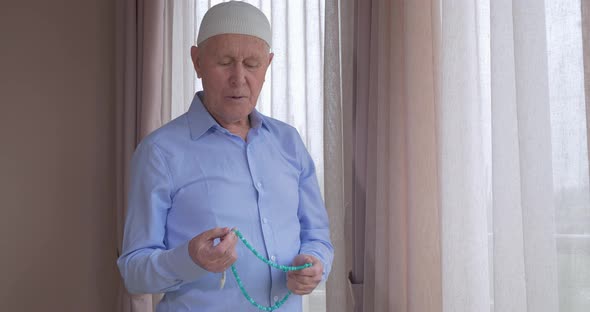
[233,229,312,272]
[229,229,312,311]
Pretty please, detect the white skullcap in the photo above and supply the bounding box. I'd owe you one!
[197,1,272,48]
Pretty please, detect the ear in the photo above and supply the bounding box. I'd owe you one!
[191,46,202,78]
[268,52,274,66]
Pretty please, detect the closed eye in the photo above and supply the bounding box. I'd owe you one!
[218,57,232,66]
[245,62,260,69]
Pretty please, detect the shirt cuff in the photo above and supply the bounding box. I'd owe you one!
[299,244,333,281]
[161,240,208,282]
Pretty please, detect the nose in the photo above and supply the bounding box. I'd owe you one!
[229,63,246,87]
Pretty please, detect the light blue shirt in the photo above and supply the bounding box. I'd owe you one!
[117,92,334,312]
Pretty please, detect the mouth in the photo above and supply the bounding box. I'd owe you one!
[226,95,248,101]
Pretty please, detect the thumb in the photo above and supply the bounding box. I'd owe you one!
[292,254,313,266]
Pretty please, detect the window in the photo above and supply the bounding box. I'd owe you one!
[477,1,590,310]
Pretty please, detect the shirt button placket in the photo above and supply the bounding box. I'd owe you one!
[249,141,280,305]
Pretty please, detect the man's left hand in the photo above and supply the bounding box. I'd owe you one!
[287,254,323,295]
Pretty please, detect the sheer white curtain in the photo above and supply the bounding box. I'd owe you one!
[491,1,589,311]
[161,1,327,311]
[330,0,590,311]
[491,1,559,310]
[544,0,589,310]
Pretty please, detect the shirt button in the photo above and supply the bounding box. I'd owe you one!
[274,296,279,302]
[270,255,276,261]
[257,182,262,188]
[262,218,268,224]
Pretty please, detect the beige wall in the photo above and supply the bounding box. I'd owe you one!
[0,1,118,311]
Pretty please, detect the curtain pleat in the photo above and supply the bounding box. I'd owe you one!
[349,1,371,303]
[400,1,444,310]
[115,1,166,311]
[492,1,559,311]
[583,0,590,170]
[323,0,349,311]
[384,1,408,311]
[489,1,528,310]
[440,1,491,311]
[345,1,446,311]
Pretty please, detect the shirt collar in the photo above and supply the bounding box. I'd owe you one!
[187,91,269,140]
[249,106,266,131]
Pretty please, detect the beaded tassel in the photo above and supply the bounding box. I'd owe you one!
[220,271,226,290]
[229,228,312,311]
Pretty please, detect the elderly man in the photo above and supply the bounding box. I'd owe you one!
[117,2,333,311]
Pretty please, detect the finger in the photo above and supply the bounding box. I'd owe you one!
[212,232,238,258]
[290,265,321,277]
[289,270,321,286]
[219,227,237,241]
[288,270,322,295]
[209,251,236,273]
[209,247,229,261]
[291,254,312,266]
[219,245,238,263]
[210,250,236,272]
[287,279,313,295]
[217,230,238,250]
[290,268,314,277]
[294,255,323,276]
[202,227,231,241]
[222,251,238,268]
[288,273,314,286]
[286,278,300,294]
[292,254,319,270]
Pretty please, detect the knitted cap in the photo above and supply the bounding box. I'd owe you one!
[197,1,272,48]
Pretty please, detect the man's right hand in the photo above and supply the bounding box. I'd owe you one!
[188,227,238,272]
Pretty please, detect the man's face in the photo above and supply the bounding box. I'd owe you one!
[191,34,273,125]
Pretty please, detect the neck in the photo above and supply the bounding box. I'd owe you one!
[212,115,250,141]
[199,93,251,141]
[222,118,250,141]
